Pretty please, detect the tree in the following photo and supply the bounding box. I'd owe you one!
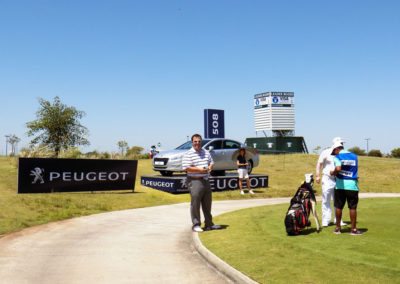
[117,140,129,156]
[7,134,20,156]
[126,146,144,159]
[26,97,89,157]
[348,146,366,156]
[368,149,383,157]
[312,146,321,154]
[391,148,400,158]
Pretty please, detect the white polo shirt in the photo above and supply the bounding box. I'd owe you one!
[316,147,335,177]
[182,147,214,178]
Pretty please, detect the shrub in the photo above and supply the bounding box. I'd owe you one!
[84,150,100,159]
[348,146,366,156]
[19,145,55,158]
[368,149,383,157]
[59,147,82,158]
[391,148,400,158]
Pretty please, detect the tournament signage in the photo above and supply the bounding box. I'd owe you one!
[18,158,137,193]
[141,174,268,194]
[254,91,295,132]
[204,109,225,139]
[141,175,188,194]
[254,92,294,109]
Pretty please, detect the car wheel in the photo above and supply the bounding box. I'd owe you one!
[160,171,173,177]
[247,160,253,175]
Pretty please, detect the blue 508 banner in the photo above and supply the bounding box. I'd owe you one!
[204,109,225,139]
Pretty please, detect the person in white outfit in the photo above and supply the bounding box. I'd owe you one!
[315,137,347,227]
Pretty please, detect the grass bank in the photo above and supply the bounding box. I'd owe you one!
[1,154,399,235]
[0,157,188,235]
[200,198,400,283]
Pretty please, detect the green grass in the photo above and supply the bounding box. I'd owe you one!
[200,198,400,283]
[0,157,189,235]
[1,154,400,235]
[1,154,400,282]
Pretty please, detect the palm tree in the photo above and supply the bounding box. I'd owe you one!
[117,140,129,156]
[7,134,21,156]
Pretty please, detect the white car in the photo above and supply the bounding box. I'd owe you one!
[152,138,259,176]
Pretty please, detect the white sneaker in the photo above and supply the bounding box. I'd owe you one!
[240,190,245,195]
[334,220,348,226]
[249,190,255,194]
[192,225,203,232]
[322,223,329,227]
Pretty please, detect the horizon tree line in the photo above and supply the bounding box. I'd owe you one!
[2,96,400,159]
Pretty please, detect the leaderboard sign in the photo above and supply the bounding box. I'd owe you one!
[204,109,225,139]
[254,92,294,109]
[254,91,295,132]
[18,158,137,193]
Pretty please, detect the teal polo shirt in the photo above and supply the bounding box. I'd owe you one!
[333,150,359,191]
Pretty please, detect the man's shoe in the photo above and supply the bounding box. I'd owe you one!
[205,224,222,231]
[240,190,245,195]
[192,225,203,232]
[249,190,255,194]
[322,223,329,227]
[334,219,348,226]
[333,227,341,235]
[350,229,363,236]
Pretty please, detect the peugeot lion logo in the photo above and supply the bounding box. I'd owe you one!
[30,167,45,184]
[180,178,187,189]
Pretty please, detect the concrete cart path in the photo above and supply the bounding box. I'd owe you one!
[0,193,399,284]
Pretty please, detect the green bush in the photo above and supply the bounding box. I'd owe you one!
[348,146,366,156]
[59,147,83,158]
[391,148,400,158]
[368,149,383,157]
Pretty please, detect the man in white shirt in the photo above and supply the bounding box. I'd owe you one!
[316,137,347,227]
[182,134,221,232]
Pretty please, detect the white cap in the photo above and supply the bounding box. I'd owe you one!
[332,137,345,144]
[331,141,344,155]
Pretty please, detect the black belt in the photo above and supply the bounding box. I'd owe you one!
[188,176,207,180]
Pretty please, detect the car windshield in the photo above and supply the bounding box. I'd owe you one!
[175,139,211,150]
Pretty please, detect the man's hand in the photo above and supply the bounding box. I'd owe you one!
[316,176,321,184]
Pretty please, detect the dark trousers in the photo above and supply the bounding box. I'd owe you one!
[188,178,213,228]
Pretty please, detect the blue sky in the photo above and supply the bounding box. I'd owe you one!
[1,0,399,154]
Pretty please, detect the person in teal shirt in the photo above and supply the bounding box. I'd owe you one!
[330,141,363,236]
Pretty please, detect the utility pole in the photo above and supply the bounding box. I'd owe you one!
[365,138,371,154]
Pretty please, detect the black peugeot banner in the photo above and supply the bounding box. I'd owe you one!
[18,158,138,194]
[141,174,268,194]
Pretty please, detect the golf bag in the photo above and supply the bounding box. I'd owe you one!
[284,174,317,236]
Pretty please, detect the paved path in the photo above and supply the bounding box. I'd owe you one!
[0,193,399,284]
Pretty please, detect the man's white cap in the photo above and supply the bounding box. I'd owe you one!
[332,137,345,144]
[331,141,344,155]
